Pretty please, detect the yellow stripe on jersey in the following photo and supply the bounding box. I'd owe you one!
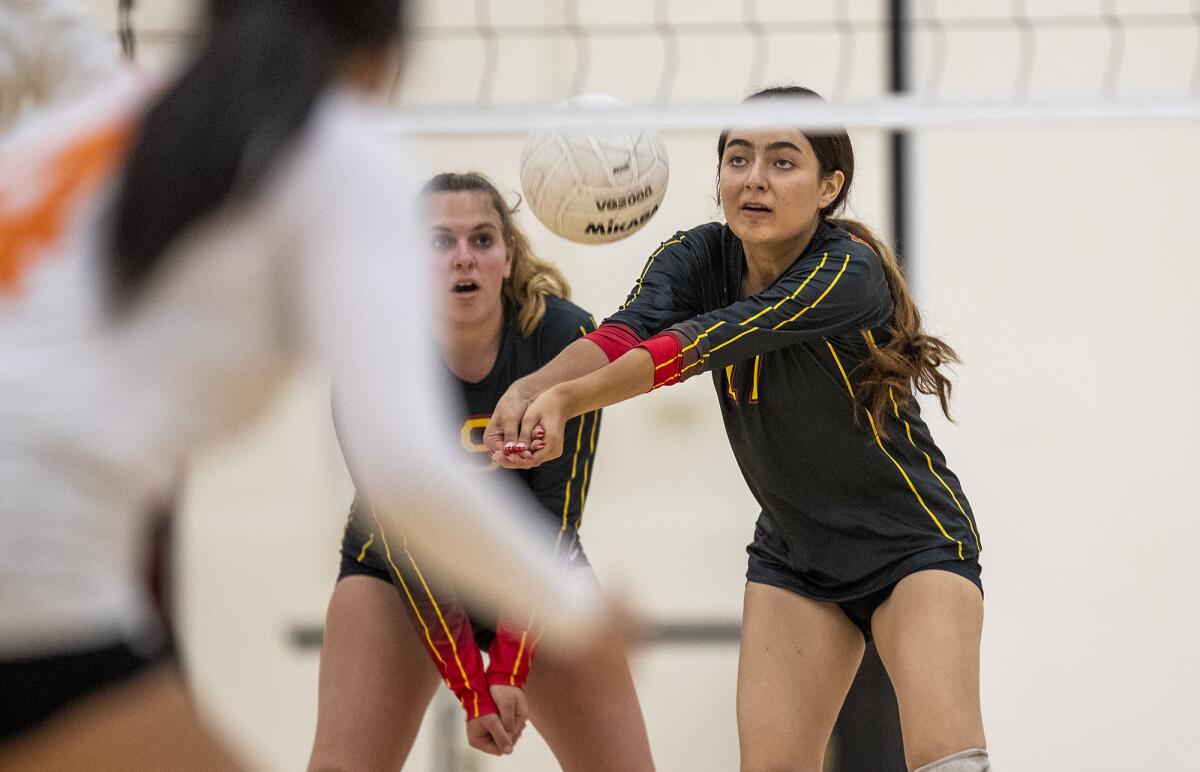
[826,340,857,399]
[397,532,483,719]
[824,342,964,559]
[579,409,599,514]
[553,414,587,558]
[369,506,447,669]
[740,253,829,326]
[621,236,684,310]
[580,458,591,513]
[886,389,982,552]
[678,326,758,377]
[654,320,726,371]
[508,612,537,687]
[770,253,851,331]
[750,355,761,401]
[673,254,851,381]
[356,532,375,563]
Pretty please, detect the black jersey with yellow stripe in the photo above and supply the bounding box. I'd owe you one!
[337,295,601,719]
[457,294,602,552]
[605,219,981,600]
[355,293,601,563]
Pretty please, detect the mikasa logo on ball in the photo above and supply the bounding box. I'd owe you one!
[519,94,669,244]
[585,204,660,236]
[594,185,654,212]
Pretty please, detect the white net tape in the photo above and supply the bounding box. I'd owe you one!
[383,94,1200,136]
[116,1,1200,133]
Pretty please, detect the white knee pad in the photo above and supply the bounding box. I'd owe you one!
[914,748,990,772]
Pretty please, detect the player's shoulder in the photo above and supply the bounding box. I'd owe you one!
[817,220,883,266]
[676,221,727,251]
[640,222,727,271]
[537,295,596,338]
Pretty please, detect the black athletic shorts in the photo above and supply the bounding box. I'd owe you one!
[747,544,983,644]
[337,515,590,651]
[0,641,168,742]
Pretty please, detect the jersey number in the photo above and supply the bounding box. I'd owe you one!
[724,355,763,405]
[459,416,500,471]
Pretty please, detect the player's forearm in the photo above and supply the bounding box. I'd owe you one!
[554,348,654,420]
[511,337,610,401]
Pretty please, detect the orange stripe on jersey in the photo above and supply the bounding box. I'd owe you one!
[0,120,133,296]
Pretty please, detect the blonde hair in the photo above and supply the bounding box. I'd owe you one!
[423,172,570,336]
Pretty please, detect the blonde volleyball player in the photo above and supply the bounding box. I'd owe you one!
[309,172,654,771]
[487,86,988,772]
[0,1,613,769]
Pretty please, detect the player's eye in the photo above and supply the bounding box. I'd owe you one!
[726,155,748,167]
[432,234,455,250]
[774,158,796,170]
[472,234,493,248]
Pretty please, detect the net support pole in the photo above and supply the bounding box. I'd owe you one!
[888,0,915,278]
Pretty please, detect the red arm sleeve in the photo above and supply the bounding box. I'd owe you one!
[637,331,685,389]
[408,596,497,719]
[487,614,540,689]
[368,507,498,720]
[582,322,643,362]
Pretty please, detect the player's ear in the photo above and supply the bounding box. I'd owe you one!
[819,170,845,210]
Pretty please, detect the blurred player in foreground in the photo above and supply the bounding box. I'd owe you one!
[0,0,123,131]
[310,172,653,771]
[0,1,612,769]
[487,86,988,772]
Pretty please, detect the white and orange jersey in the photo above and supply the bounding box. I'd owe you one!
[0,87,601,657]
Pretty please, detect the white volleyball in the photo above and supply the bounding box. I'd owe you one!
[519,95,669,244]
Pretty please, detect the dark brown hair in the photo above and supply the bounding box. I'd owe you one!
[423,172,570,336]
[717,86,959,433]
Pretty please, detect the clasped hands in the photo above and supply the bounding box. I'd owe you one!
[484,383,570,469]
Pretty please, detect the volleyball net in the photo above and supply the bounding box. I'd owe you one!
[101,3,1200,771]
[116,0,1200,130]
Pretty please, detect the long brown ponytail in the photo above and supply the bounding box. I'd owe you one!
[830,217,959,431]
[720,86,959,432]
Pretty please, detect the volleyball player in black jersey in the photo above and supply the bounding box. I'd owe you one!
[309,173,653,772]
[487,88,989,772]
